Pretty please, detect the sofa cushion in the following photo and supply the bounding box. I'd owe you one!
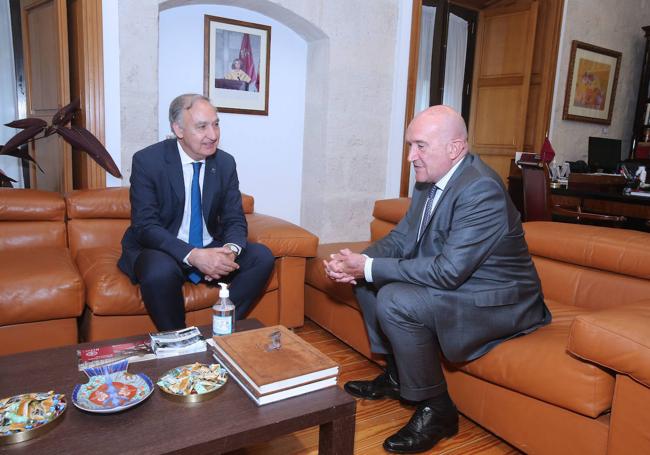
[76,246,278,316]
[532,255,650,311]
[457,301,615,418]
[0,188,65,221]
[525,222,650,280]
[0,221,67,250]
[246,213,318,257]
[568,302,650,388]
[0,247,84,325]
[372,197,410,224]
[305,242,370,310]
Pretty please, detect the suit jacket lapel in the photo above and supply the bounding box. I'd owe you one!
[202,153,219,222]
[418,154,474,241]
[165,140,184,206]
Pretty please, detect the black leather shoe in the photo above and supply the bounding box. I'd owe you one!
[383,401,459,453]
[344,372,400,400]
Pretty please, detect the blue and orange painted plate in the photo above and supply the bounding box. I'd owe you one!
[72,359,153,413]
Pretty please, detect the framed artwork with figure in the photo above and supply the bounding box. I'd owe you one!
[204,15,271,115]
[562,40,621,125]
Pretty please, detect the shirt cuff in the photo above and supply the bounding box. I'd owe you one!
[363,254,373,282]
[183,249,193,266]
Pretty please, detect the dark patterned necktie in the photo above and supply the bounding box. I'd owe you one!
[418,185,438,240]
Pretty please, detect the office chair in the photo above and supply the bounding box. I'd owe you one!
[518,159,627,225]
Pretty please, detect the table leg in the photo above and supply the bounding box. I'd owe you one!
[318,413,355,454]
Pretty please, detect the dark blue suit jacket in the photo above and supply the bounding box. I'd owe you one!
[118,139,247,282]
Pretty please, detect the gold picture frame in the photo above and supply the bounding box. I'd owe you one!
[203,15,271,115]
[562,40,621,125]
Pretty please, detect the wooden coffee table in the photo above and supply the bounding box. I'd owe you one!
[0,320,356,454]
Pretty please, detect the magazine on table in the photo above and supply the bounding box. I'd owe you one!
[149,326,207,357]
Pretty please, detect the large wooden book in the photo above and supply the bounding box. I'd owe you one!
[210,325,339,405]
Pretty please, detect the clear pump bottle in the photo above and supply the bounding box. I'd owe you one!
[212,283,235,336]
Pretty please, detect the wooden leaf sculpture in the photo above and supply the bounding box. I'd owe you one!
[1,125,46,156]
[1,98,122,182]
[51,98,80,127]
[0,167,18,185]
[55,125,122,178]
[5,118,47,129]
[0,143,43,172]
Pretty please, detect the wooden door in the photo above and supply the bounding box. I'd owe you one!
[524,0,564,154]
[20,0,71,192]
[468,0,538,183]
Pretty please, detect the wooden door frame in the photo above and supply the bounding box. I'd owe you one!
[69,0,106,188]
[400,0,423,197]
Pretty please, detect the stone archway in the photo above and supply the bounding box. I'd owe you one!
[119,0,398,242]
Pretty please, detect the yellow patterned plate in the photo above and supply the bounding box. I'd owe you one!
[157,363,228,403]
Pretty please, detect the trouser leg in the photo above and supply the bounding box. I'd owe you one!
[220,242,274,319]
[354,282,392,355]
[134,249,186,330]
[376,282,447,402]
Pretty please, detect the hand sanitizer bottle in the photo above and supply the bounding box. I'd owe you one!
[213,283,235,336]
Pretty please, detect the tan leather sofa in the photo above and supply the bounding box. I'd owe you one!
[305,197,650,454]
[65,187,318,341]
[0,188,317,355]
[0,189,84,355]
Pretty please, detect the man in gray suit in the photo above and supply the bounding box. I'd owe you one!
[324,105,550,454]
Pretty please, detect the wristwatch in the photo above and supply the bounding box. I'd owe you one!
[224,243,241,257]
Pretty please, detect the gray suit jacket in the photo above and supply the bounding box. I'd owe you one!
[366,154,550,362]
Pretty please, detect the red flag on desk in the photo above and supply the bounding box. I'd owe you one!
[540,137,556,163]
[239,34,258,91]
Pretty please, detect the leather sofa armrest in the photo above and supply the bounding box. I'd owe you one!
[567,302,650,387]
[246,213,318,258]
[241,193,254,214]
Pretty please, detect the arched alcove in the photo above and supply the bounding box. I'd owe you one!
[118,0,399,242]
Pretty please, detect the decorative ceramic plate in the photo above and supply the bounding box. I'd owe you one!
[0,391,67,445]
[72,359,153,413]
[157,363,227,403]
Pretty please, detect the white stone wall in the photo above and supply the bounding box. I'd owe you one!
[550,0,650,163]
[116,0,400,242]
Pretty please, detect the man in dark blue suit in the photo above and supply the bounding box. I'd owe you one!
[118,93,274,330]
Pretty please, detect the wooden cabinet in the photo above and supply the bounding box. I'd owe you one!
[632,26,650,159]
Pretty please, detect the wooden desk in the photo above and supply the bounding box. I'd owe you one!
[508,164,650,231]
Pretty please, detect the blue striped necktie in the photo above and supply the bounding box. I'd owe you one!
[188,162,203,283]
[418,185,438,240]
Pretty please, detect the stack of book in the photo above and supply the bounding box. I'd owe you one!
[209,325,339,405]
[150,326,207,358]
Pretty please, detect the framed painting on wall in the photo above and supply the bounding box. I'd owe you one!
[203,15,271,115]
[562,40,621,125]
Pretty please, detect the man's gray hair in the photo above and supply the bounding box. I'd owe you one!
[168,94,214,133]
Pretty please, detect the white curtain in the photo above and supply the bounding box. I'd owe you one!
[410,6,436,194]
[0,0,23,187]
[414,6,436,116]
[442,13,468,113]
